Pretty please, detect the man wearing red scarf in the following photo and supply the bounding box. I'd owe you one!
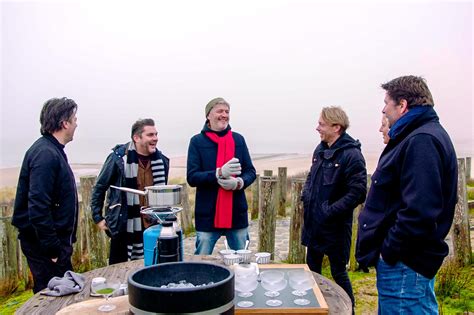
[187,97,256,254]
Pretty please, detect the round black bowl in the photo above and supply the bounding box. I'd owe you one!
[128,262,234,314]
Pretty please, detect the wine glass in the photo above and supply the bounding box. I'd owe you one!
[288,270,315,305]
[260,278,287,307]
[91,279,121,312]
[259,270,284,297]
[235,275,258,307]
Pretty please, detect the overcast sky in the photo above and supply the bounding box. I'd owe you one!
[1,0,472,167]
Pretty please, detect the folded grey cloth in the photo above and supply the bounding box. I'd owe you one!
[40,270,85,296]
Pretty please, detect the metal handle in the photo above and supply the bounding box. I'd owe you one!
[110,185,147,196]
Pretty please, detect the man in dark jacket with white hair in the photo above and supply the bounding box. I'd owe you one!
[302,106,367,308]
[356,75,457,314]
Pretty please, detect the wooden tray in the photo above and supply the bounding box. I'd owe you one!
[235,264,328,314]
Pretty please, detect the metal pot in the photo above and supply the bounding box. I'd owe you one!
[110,184,182,207]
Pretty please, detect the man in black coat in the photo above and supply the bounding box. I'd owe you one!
[12,97,79,293]
[91,118,169,264]
[301,106,367,307]
[356,76,457,314]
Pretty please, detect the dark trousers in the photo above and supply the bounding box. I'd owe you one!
[20,238,73,293]
[109,231,128,265]
[306,246,355,306]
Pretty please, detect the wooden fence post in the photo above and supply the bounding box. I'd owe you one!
[450,159,472,266]
[466,157,471,180]
[287,178,306,264]
[258,176,277,259]
[277,167,287,217]
[179,183,195,236]
[0,202,22,295]
[80,176,109,270]
[251,174,260,220]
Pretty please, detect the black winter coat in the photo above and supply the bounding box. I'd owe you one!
[12,134,78,258]
[187,124,256,232]
[356,107,457,279]
[90,143,169,238]
[301,132,367,258]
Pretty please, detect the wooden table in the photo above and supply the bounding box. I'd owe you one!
[17,257,352,315]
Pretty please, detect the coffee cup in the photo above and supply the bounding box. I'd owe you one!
[255,252,271,264]
[223,254,241,266]
[236,249,252,264]
[219,249,236,257]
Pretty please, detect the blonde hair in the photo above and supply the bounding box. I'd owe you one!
[321,106,350,132]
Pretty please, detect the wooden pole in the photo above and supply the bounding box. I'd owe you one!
[277,167,287,217]
[450,159,472,266]
[251,174,260,220]
[258,176,277,259]
[466,157,471,180]
[0,202,28,295]
[80,175,109,270]
[287,178,306,264]
[179,183,195,236]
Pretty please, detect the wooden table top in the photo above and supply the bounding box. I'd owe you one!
[17,256,351,315]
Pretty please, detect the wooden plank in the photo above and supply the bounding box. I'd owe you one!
[56,295,129,314]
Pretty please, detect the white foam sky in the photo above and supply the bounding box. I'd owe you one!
[1,0,472,167]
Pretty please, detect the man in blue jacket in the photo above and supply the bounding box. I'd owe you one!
[356,76,458,314]
[91,118,169,264]
[13,97,79,293]
[187,97,256,254]
[301,106,367,308]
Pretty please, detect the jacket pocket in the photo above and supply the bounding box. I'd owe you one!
[322,161,340,186]
[105,203,122,238]
[365,169,394,211]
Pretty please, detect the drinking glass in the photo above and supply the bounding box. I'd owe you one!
[235,276,258,307]
[288,270,315,305]
[259,270,284,296]
[260,278,287,307]
[91,280,121,312]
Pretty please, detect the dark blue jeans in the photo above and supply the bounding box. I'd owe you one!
[20,238,73,293]
[194,228,249,255]
[376,258,437,314]
[306,247,355,306]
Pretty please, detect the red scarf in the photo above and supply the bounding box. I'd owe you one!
[205,130,235,228]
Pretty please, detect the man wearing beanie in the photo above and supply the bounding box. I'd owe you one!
[187,97,256,254]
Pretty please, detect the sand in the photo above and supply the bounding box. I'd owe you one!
[0,153,381,189]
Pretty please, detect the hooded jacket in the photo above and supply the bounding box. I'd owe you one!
[301,132,367,256]
[356,107,457,279]
[90,143,169,237]
[187,123,256,232]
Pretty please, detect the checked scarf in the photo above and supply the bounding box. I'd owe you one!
[123,142,165,260]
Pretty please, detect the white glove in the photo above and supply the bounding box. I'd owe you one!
[218,177,239,190]
[216,157,241,179]
[235,177,244,190]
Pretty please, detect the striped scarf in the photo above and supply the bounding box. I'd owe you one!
[123,142,166,260]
